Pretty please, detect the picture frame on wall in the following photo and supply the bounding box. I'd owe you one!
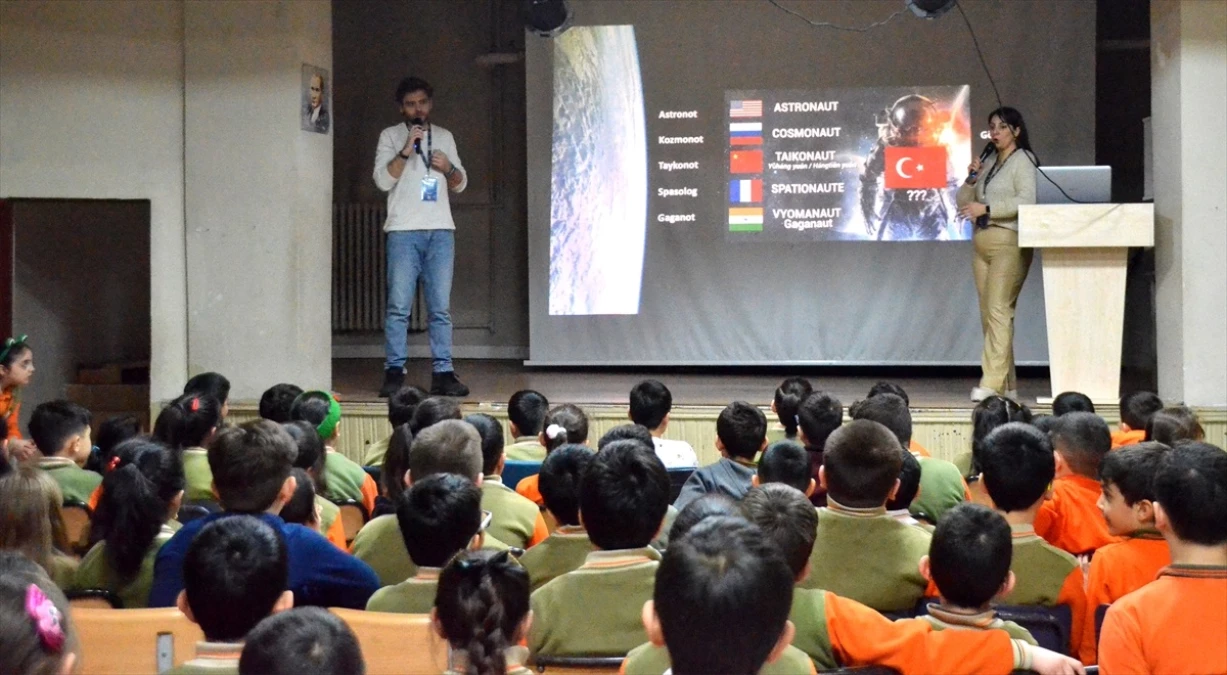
[301,64,330,134]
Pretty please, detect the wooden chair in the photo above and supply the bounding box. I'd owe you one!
[73,607,203,675]
[335,499,369,545]
[330,608,448,675]
[66,589,123,609]
[533,655,624,674]
[61,500,93,555]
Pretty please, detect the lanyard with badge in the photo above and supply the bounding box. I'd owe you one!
[417,124,439,202]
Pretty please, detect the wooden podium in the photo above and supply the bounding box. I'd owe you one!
[1018,204,1154,404]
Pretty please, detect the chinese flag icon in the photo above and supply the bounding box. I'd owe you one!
[884,145,948,189]
[730,150,763,174]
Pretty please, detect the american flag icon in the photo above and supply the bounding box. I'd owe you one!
[730,100,762,118]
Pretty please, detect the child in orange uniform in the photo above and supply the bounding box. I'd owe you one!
[1098,443,1227,675]
[1034,413,1120,555]
[1111,392,1162,450]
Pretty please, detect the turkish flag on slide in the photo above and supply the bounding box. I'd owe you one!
[884,145,948,189]
[730,150,763,174]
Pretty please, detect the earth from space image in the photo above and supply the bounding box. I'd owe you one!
[549,25,647,316]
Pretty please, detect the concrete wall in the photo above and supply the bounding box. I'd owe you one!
[1151,0,1227,406]
[0,1,187,402]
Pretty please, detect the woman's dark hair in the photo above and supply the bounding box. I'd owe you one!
[282,421,327,495]
[987,107,1039,165]
[435,550,530,675]
[280,469,317,527]
[380,424,414,504]
[91,438,185,579]
[541,404,589,451]
[970,395,1033,476]
[153,393,222,450]
[774,377,813,439]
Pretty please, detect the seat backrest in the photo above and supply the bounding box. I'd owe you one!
[336,500,369,545]
[533,655,625,675]
[62,501,93,554]
[74,607,204,675]
[666,468,694,504]
[501,460,541,488]
[1094,603,1110,651]
[994,604,1073,655]
[330,608,449,675]
[67,589,123,609]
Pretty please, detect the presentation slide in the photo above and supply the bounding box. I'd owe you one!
[528,1,1095,364]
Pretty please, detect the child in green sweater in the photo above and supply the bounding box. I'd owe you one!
[528,440,670,657]
[504,389,549,461]
[919,503,1038,644]
[154,393,222,503]
[365,474,487,613]
[29,400,99,504]
[434,550,534,675]
[467,413,549,549]
[519,445,597,591]
[291,391,378,517]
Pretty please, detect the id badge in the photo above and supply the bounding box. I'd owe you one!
[421,176,439,202]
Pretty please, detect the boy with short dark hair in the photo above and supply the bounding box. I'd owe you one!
[1051,391,1094,417]
[977,422,1088,660]
[1099,443,1227,674]
[796,391,843,506]
[1035,412,1120,554]
[408,396,462,435]
[919,504,1037,644]
[169,515,294,674]
[239,607,365,675]
[362,384,427,466]
[597,423,654,451]
[1079,442,1172,664]
[150,420,380,609]
[629,380,697,469]
[529,441,670,657]
[467,413,548,549]
[886,451,923,527]
[519,446,597,591]
[351,420,510,587]
[801,420,937,612]
[1112,391,1163,449]
[28,400,99,503]
[291,391,379,517]
[505,389,550,461]
[259,383,304,424]
[184,371,232,419]
[674,401,766,510]
[366,474,485,613]
[753,440,816,496]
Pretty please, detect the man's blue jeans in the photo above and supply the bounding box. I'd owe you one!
[384,229,454,373]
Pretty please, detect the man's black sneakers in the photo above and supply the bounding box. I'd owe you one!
[430,371,470,398]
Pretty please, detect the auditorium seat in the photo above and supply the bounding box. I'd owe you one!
[501,460,541,488]
[74,607,203,674]
[329,608,447,675]
[66,589,123,609]
[335,499,369,545]
[61,500,93,555]
[993,604,1073,655]
[533,655,624,674]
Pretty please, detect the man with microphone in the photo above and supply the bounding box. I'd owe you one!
[373,76,469,398]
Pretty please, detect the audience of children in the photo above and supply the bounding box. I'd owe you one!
[529,441,670,657]
[169,515,293,674]
[674,401,766,509]
[290,390,379,518]
[1098,443,1227,675]
[1082,441,1173,664]
[801,420,936,612]
[239,606,365,675]
[795,390,843,506]
[362,385,427,467]
[467,413,548,549]
[435,550,534,675]
[282,420,347,549]
[519,444,597,590]
[1034,412,1120,555]
[258,383,304,424]
[366,473,486,613]
[514,403,590,505]
[1145,404,1205,445]
[154,393,223,503]
[628,379,698,469]
[769,376,813,443]
[1113,391,1163,449]
[0,335,36,459]
[149,420,379,609]
[28,401,98,505]
[72,437,184,609]
[976,423,1088,660]
[0,466,78,588]
[504,389,549,461]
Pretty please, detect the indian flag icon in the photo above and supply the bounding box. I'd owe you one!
[729,207,764,232]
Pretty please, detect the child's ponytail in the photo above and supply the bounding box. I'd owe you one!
[541,404,589,452]
[152,394,222,450]
[436,550,531,675]
[774,377,813,439]
[91,438,185,578]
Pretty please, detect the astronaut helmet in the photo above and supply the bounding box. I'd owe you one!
[887,95,938,144]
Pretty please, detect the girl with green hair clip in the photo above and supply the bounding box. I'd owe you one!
[0,335,36,461]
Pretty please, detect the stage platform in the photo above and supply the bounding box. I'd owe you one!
[226,359,1224,469]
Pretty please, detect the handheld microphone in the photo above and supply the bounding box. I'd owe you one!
[410,117,425,154]
[966,141,996,183]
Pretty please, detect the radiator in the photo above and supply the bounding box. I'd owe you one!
[332,203,427,333]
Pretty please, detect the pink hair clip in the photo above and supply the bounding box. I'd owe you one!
[107,456,121,472]
[25,585,65,652]
[190,397,201,412]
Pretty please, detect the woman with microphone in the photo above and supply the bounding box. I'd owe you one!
[957,107,1037,402]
